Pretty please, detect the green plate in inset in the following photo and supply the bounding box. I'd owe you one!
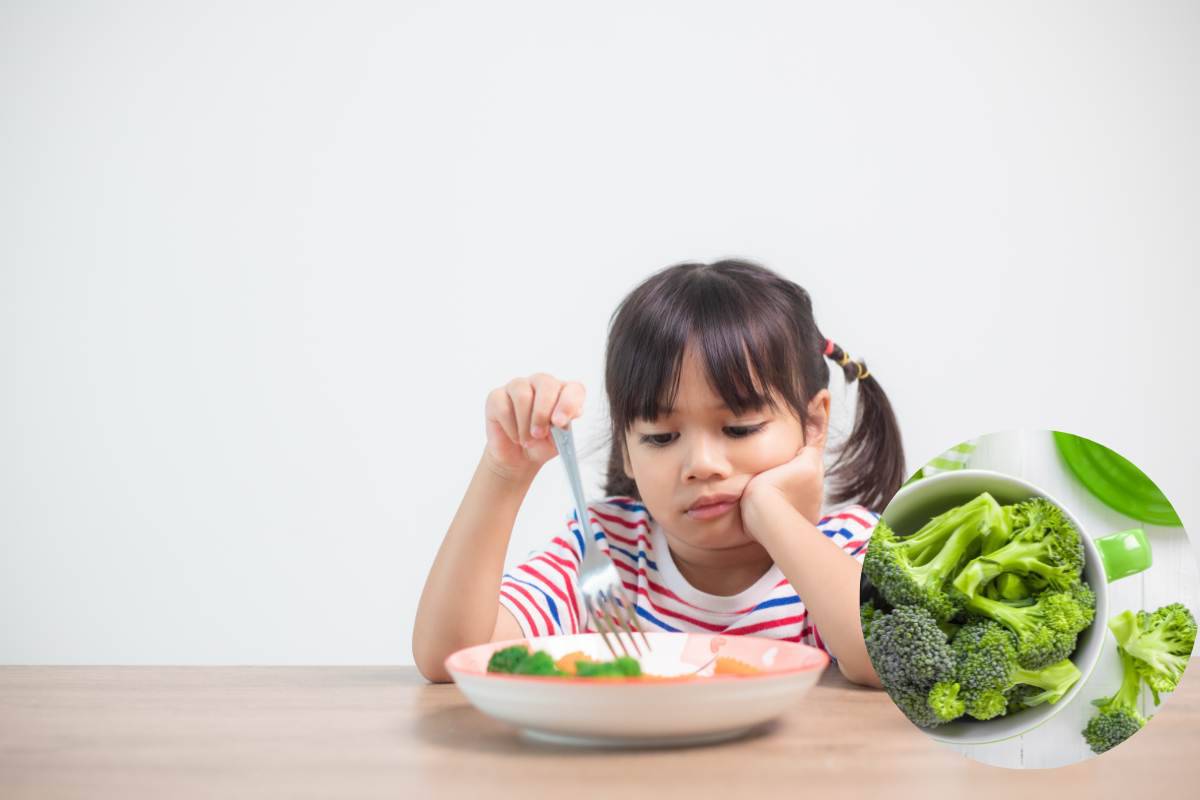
[1053,431,1181,527]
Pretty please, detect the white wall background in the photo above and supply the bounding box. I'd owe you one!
[2,1,1197,668]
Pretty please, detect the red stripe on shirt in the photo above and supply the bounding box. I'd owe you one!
[551,536,582,564]
[502,580,554,636]
[589,520,648,549]
[519,562,579,634]
[611,561,725,614]
[543,550,579,573]
[528,556,581,633]
[611,560,777,616]
[500,589,540,637]
[827,511,873,529]
[620,581,731,632]
[590,507,652,533]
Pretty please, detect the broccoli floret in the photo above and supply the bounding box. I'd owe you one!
[574,656,642,678]
[928,680,966,722]
[513,650,566,676]
[1083,649,1147,754]
[952,499,1084,600]
[962,589,1094,670]
[1108,603,1197,702]
[865,605,956,728]
[487,644,533,673]
[487,645,568,676]
[863,493,1005,622]
[891,689,954,729]
[948,619,1081,720]
[1070,581,1097,614]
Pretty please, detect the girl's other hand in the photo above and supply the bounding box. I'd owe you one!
[483,373,586,482]
[741,439,826,530]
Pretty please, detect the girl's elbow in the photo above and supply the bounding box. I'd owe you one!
[411,636,454,683]
[413,651,454,683]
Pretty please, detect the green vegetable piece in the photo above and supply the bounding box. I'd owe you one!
[575,656,642,678]
[863,493,1005,622]
[865,605,956,728]
[952,498,1084,602]
[1083,649,1147,754]
[487,645,532,674]
[513,650,566,676]
[1108,603,1196,703]
[928,681,966,722]
[961,586,1094,670]
[948,619,1081,720]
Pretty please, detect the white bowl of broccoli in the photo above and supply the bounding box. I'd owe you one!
[863,469,1151,744]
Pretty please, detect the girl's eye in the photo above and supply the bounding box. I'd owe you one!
[638,423,767,448]
[725,423,767,438]
[639,433,677,447]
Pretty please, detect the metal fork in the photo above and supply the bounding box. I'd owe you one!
[550,424,652,660]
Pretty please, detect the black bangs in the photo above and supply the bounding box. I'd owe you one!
[606,263,805,430]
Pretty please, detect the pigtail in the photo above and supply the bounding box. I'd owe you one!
[822,341,906,512]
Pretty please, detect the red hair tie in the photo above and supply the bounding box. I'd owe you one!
[823,339,835,357]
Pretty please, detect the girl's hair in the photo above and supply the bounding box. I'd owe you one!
[601,259,905,512]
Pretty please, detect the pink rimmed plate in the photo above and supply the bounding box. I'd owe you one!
[444,632,829,747]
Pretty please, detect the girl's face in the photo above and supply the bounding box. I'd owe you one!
[622,346,829,552]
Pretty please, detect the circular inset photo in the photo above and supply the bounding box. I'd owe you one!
[859,429,1197,769]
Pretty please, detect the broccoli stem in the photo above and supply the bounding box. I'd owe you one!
[902,493,999,566]
[1110,649,1143,712]
[1010,658,1081,704]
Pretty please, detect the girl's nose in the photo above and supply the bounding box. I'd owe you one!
[683,435,731,482]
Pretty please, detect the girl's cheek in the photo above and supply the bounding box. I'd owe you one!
[750,431,796,462]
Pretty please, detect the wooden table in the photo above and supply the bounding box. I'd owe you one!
[1,665,1196,798]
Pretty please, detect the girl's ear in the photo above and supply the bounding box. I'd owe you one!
[804,388,831,450]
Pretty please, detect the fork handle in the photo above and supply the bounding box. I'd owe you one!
[550,425,594,540]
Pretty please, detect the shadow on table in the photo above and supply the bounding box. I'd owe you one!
[408,704,780,757]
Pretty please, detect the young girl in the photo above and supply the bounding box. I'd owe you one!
[413,259,904,687]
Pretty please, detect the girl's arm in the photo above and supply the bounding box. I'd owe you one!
[740,490,883,688]
[412,450,534,683]
[413,374,587,683]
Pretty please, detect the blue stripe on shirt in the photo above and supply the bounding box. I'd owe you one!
[503,572,562,631]
[820,526,854,540]
[606,543,658,572]
[753,595,800,611]
[634,604,679,632]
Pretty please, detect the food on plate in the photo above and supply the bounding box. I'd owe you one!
[484,644,762,679]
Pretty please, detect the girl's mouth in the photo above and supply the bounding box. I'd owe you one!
[686,499,737,520]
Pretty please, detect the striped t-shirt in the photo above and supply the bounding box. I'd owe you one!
[498,496,879,659]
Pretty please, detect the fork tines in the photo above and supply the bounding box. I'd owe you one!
[587,585,652,660]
